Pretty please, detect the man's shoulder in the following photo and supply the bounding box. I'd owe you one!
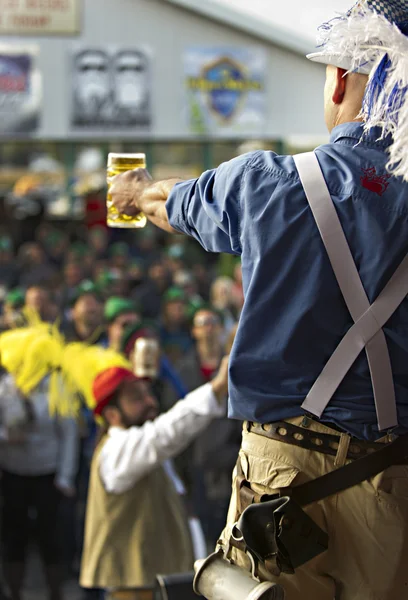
[231,150,300,185]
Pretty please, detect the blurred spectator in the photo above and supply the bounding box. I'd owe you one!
[127,259,144,294]
[174,306,241,546]
[0,236,18,290]
[18,243,57,288]
[88,226,109,260]
[65,241,89,266]
[108,242,130,270]
[43,230,69,268]
[60,263,87,309]
[132,260,171,319]
[210,276,238,341]
[104,297,141,352]
[173,270,203,308]
[25,285,55,323]
[164,243,186,275]
[65,290,105,344]
[159,287,193,364]
[35,222,54,247]
[134,225,160,263]
[0,374,79,600]
[96,269,129,300]
[192,262,211,302]
[65,262,86,290]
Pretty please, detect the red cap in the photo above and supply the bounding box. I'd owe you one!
[92,367,140,416]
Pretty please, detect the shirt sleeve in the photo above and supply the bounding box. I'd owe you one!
[99,383,225,494]
[165,152,260,255]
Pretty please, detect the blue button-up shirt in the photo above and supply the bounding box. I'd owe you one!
[166,123,408,441]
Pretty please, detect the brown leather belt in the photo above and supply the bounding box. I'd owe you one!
[246,420,388,461]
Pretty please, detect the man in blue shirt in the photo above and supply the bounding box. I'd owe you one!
[110,1,408,597]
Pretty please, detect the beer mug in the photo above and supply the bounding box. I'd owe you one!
[132,337,160,379]
[106,152,147,228]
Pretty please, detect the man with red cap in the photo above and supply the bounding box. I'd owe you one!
[80,358,229,600]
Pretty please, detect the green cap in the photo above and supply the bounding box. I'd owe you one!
[71,280,100,306]
[163,286,186,304]
[5,288,25,308]
[186,297,206,320]
[189,302,224,326]
[104,296,140,323]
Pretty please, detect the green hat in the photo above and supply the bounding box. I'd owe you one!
[186,297,206,321]
[109,242,129,257]
[71,280,100,306]
[163,287,185,304]
[104,296,140,323]
[5,288,25,309]
[189,303,224,326]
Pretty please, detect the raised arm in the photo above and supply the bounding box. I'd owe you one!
[99,357,229,494]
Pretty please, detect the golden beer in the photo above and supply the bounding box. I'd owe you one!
[107,153,147,228]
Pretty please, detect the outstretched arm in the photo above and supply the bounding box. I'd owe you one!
[109,152,252,255]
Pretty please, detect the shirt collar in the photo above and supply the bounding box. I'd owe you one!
[330,122,393,149]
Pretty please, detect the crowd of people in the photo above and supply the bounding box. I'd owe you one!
[0,218,245,600]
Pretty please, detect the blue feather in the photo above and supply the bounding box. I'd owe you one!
[363,53,392,118]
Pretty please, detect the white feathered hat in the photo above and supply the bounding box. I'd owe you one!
[308,0,408,182]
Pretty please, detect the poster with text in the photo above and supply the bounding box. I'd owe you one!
[0,0,80,35]
[184,47,266,136]
[0,45,42,135]
[72,47,151,129]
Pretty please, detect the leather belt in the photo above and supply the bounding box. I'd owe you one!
[246,420,388,461]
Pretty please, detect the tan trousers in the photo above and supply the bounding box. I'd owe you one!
[221,417,408,600]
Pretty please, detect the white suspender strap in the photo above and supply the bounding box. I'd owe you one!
[293,151,402,431]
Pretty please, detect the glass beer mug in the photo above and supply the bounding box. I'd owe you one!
[106,152,147,228]
[132,337,160,379]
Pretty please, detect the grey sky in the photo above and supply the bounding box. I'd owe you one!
[214,0,353,42]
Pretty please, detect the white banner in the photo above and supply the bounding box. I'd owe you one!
[0,0,80,35]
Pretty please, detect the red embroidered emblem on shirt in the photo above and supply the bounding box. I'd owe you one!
[360,167,391,197]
